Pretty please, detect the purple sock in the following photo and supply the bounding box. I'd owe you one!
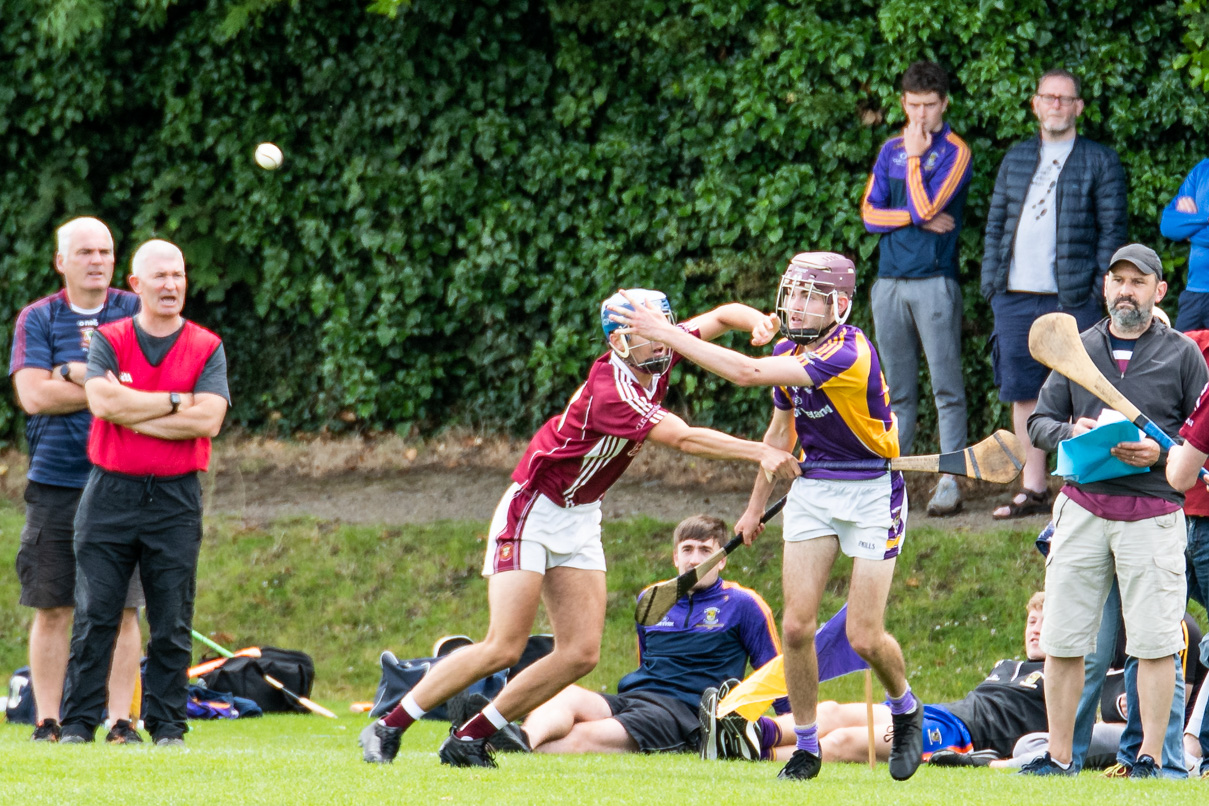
[757,717,780,761]
[887,685,918,716]
[793,724,820,755]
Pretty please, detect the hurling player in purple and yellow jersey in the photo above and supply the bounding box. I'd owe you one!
[611,252,923,783]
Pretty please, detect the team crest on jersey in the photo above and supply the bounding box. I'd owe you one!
[1018,670,1043,690]
[498,544,513,562]
[79,326,95,350]
[695,607,721,629]
[924,151,940,171]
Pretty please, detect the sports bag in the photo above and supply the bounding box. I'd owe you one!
[186,684,264,719]
[371,635,553,719]
[200,647,315,713]
[5,667,36,725]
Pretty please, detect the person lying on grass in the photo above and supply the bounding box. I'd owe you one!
[469,515,788,756]
[701,592,1050,765]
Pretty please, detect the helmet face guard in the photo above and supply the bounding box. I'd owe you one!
[600,289,677,375]
[776,253,855,345]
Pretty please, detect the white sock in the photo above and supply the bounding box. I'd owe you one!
[483,703,509,730]
[400,693,426,720]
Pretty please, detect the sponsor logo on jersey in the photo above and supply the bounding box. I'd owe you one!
[796,403,835,420]
[119,372,133,384]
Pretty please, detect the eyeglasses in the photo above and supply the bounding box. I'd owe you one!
[1035,93,1080,107]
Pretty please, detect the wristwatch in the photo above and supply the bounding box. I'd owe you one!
[59,364,71,380]
[169,392,181,415]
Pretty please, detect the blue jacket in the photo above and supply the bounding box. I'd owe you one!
[622,578,786,711]
[861,122,972,280]
[981,135,1128,306]
[1160,158,1209,293]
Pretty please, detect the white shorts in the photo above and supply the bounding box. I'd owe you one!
[782,473,907,561]
[481,483,606,576]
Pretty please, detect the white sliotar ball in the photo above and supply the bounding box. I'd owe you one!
[254,142,283,171]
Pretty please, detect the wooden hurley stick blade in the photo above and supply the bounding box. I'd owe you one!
[1028,313,1144,423]
[948,429,1025,483]
[887,431,1025,483]
[634,574,696,627]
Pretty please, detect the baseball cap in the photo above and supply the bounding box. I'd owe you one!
[1109,244,1163,278]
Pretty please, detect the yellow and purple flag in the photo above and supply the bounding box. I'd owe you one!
[717,605,867,720]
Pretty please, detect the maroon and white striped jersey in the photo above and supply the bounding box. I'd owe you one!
[512,327,698,507]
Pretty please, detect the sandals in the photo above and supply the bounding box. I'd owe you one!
[992,488,1051,520]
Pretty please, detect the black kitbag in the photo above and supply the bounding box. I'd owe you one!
[200,647,315,713]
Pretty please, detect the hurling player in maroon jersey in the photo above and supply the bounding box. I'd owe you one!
[361,289,800,767]
[611,254,925,783]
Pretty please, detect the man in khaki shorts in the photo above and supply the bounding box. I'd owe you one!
[1023,243,1207,778]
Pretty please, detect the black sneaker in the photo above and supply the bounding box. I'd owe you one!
[445,690,490,729]
[487,723,531,754]
[1017,752,1076,776]
[105,720,144,744]
[1128,754,1158,779]
[439,728,497,768]
[59,725,95,744]
[444,690,528,753]
[928,748,997,767]
[718,713,761,761]
[31,719,61,743]
[888,706,924,781]
[360,720,402,763]
[697,686,720,760]
[777,748,821,781]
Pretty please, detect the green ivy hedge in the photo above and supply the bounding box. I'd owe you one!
[1,0,1205,448]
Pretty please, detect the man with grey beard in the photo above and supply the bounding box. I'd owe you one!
[1021,244,1206,778]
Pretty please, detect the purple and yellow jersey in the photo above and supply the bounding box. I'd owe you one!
[771,324,899,480]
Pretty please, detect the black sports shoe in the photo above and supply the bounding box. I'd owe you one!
[439,728,497,768]
[360,720,402,763]
[105,719,144,745]
[1016,752,1076,776]
[31,719,61,743]
[59,725,95,744]
[928,748,997,767]
[487,722,531,754]
[888,706,924,781]
[718,713,761,761]
[777,748,821,781]
[445,690,490,730]
[1128,754,1158,779]
[697,686,720,760]
[444,690,529,753]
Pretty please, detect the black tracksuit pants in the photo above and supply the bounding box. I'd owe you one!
[61,467,203,741]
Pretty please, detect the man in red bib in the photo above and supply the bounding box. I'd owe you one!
[58,240,229,747]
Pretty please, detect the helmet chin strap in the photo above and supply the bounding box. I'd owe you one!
[612,338,671,376]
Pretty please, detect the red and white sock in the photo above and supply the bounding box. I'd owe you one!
[381,693,425,730]
[454,702,508,741]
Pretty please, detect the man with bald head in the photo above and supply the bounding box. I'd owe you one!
[59,239,229,747]
[9,217,144,743]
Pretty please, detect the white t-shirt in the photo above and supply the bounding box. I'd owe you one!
[1008,139,1077,293]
